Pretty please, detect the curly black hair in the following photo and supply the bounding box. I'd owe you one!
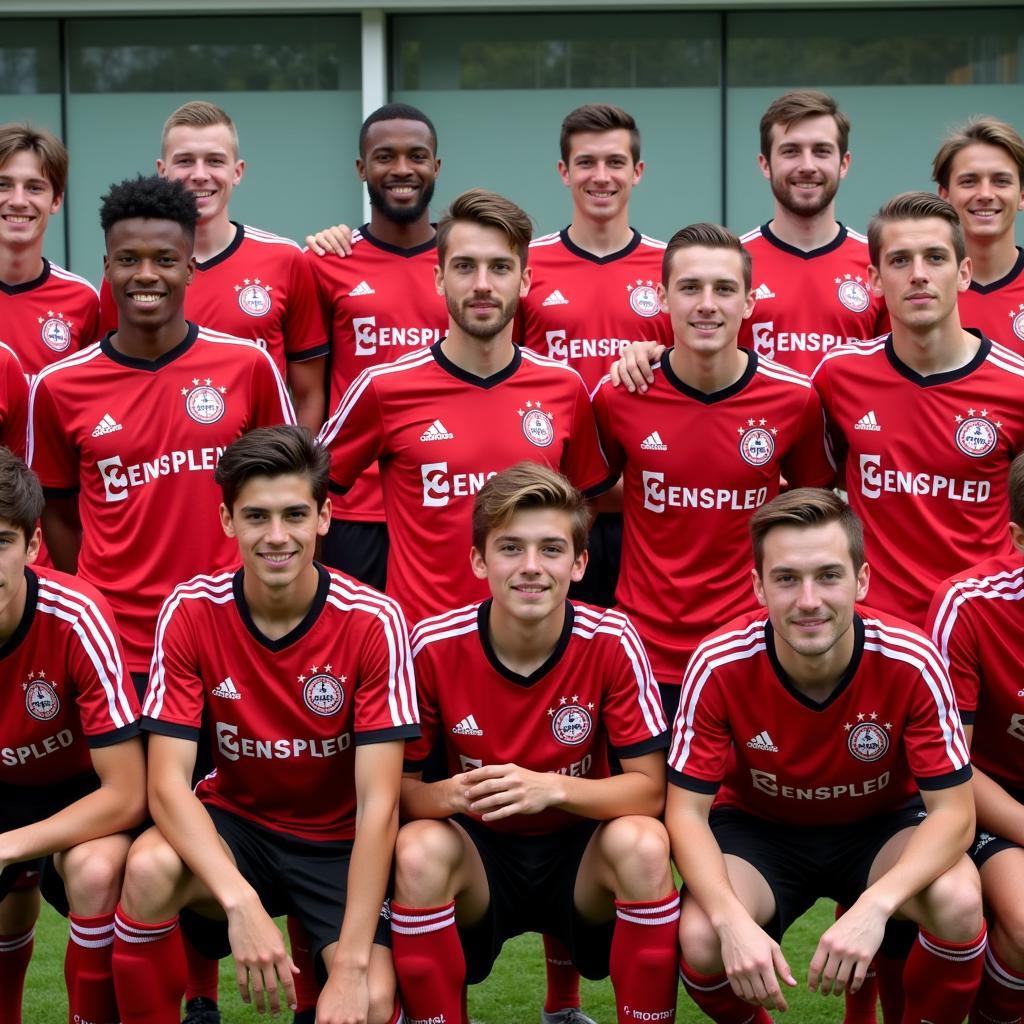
[99,174,198,239]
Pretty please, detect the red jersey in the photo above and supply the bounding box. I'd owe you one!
[99,223,329,378]
[406,599,667,835]
[813,333,1024,625]
[592,351,832,683]
[27,324,296,673]
[306,227,448,523]
[957,248,1024,354]
[0,260,100,380]
[928,554,1024,792]
[738,224,887,376]
[668,608,971,826]
[518,229,674,393]
[1,566,138,787]
[0,341,27,457]
[142,564,418,841]
[318,343,612,623]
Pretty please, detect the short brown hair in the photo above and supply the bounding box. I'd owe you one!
[436,188,532,268]
[0,447,44,542]
[662,222,752,292]
[161,100,239,159]
[1011,452,1024,527]
[0,122,68,197]
[932,115,1024,191]
[472,462,589,557]
[215,426,329,512]
[867,191,966,267]
[560,104,640,165]
[759,90,850,160]
[749,488,864,575]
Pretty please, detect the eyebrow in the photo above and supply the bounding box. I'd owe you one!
[770,562,846,574]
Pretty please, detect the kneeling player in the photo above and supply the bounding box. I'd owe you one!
[111,426,418,1024]
[391,462,679,1024]
[668,489,985,1024]
[0,448,144,1024]
[929,451,1024,1024]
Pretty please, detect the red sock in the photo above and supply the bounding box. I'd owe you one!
[287,915,320,1012]
[679,958,772,1024]
[390,902,466,1024]
[543,934,582,1013]
[183,932,219,1003]
[902,924,987,1024]
[611,893,680,1023]
[0,927,34,1024]
[876,953,907,1023]
[970,943,1024,1024]
[111,906,187,1024]
[66,913,119,1024]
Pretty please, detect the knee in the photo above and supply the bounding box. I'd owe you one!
[62,841,128,914]
[920,859,983,941]
[394,822,461,905]
[678,897,723,975]
[600,816,673,898]
[990,913,1024,970]
[119,835,185,919]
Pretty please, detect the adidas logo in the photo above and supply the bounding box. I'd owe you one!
[854,410,881,432]
[640,431,668,451]
[542,289,569,307]
[420,419,454,442]
[211,677,241,701]
[348,280,375,297]
[746,730,778,752]
[91,413,123,437]
[452,714,483,737]
[754,283,776,300]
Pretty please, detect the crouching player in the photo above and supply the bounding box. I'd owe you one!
[668,489,986,1024]
[111,426,418,1024]
[391,462,679,1024]
[0,448,144,1024]
[929,451,1024,1024]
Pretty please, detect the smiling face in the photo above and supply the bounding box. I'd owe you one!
[157,123,243,226]
[940,141,1024,247]
[0,150,62,252]
[358,118,439,226]
[759,114,849,219]
[558,128,643,226]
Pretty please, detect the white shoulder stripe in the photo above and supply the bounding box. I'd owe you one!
[520,347,586,382]
[754,359,812,389]
[987,341,1024,379]
[410,604,481,653]
[639,234,667,250]
[242,224,302,250]
[739,227,763,243]
[930,567,1024,668]
[200,330,296,424]
[528,232,563,249]
[49,263,100,297]
[846,227,869,244]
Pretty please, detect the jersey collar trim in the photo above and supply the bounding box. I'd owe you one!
[559,226,642,265]
[0,258,50,295]
[884,328,991,387]
[359,224,438,258]
[100,321,200,372]
[967,246,1024,295]
[764,612,865,711]
[232,562,330,652]
[660,349,756,404]
[761,222,848,261]
[477,598,575,687]
[196,222,244,271]
[0,567,38,660]
[430,340,522,389]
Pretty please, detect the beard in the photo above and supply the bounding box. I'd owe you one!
[366,179,435,225]
[446,291,518,339]
[770,170,840,219]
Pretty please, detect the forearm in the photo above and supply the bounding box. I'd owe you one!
[552,767,664,820]
[40,500,81,572]
[288,364,326,434]
[972,767,1024,846]
[400,775,463,821]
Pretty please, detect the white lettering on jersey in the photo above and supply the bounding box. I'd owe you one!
[751,322,855,360]
[750,767,890,800]
[97,448,227,503]
[545,329,643,363]
[420,462,497,508]
[1,729,74,767]
[353,316,443,357]
[215,721,351,762]
[642,471,768,513]
[858,454,991,503]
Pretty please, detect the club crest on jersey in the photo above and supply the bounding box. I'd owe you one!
[1011,303,1024,342]
[953,408,999,459]
[518,400,555,448]
[235,278,273,317]
[182,378,228,425]
[23,672,60,722]
[548,695,594,746]
[844,713,890,762]
[38,311,72,352]
[627,279,660,318]
[299,664,345,717]
[737,419,777,466]
[835,275,870,313]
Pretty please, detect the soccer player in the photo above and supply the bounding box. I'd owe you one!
[0,342,27,456]
[928,451,1024,1024]
[591,223,832,723]
[668,488,985,1024]
[111,425,417,1024]
[97,101,328,431]
[0,123,100,380]
[0,448,144,1024]
[933,116,1024,352]
[391,462,678,1024]
[28,175,295,694]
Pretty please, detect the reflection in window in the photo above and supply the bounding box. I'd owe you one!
[0,21,60,94]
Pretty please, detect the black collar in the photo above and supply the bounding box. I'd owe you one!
[477,598,574,687]
[232,563,330,652]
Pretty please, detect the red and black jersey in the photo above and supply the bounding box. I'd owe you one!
[668,608,971,826]
[0,342,27,457]
[592,351,832,684]
[957,247,1024,354]
[306,227,448,523]
[0,566,138,787]
[406,599,668,835]
[142,564,418,841]
[28,324,296,673]
[0,260,100,380]
[812,332,1024,625]
[928,554,1024,792]
[738,224,887,377]
[518,229,674,393]
[318,343,612,623]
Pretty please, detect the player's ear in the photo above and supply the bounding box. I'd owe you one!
[757,153,771,181]
[434,262,444,296]
[318,498,332,536]
[571,548,588,583]
[868,264,883,298]
[557,160,570,188]
[632,159,644,185]
[186,255,198,287]
[24,526,41,565]
[155,158,166,177]
[470,545,488,581]
[232,158,245,186]
[657,282,669,315]
[743,287,757,320]
[751,568,767,607]
[855,561,870,603]
[519,263,531,298]
[219,502,236,539]
[838,150,850,180]
[355,157,367,182]
[50,191,63,216]
[1010,521,1024,555]
[957,255,972,293]
[102,252,110,281]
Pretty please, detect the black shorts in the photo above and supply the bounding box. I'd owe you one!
[453,815,612,985]
[658,683,681,730]
[569,512,621,609]
[180,805,389,984]
[969,783,1024,870]
[321,519,389,592]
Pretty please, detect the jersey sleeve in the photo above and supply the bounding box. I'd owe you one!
[562,377,613,496]
[666,656,732,793]
[0,346,28,458]
[590,377,626,479]
[249,347,297,427]
[927,584,981,721]
[403,641,440,770]
[97,277,118,337]
[781,385,835,488]
[27,375,79,493]
[283,250,330,363]
[317,372,388,495]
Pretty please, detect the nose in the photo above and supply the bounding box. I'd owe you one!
[472,265,492,293]
[796,577,819,610]
[910,255,929,281]
[698,285,716,311]
[393,153,413,177]
[266,515,288,544]
[522,546,542,573]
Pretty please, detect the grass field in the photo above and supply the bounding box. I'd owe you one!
[22,899,851,1023]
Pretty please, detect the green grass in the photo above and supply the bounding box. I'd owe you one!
[23,899,850,1023]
